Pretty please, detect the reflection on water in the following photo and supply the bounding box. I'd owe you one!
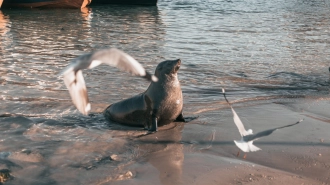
[138,122,185,185]
[0,6,164,116]
[80,7,93,24]
[0,10,11,53]
[0,1,330,184]
[0,10,10,36]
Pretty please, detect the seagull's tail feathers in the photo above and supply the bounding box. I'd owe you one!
[234,140,249,152]
[234,140,261,152]
[248,142,261,152]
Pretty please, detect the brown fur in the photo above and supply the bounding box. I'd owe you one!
[104,59,184,129]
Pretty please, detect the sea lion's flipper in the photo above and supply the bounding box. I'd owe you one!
[175,113,185,122]
[150,116,158,132]
[150,109,158,132]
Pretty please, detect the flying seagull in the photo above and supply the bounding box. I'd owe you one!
[60,48,158,115]
[222,88,303,157]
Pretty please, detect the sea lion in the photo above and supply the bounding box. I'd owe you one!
[104,59,185,132]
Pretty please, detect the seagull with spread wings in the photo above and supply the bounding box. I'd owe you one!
[60,48,158,115]
[222,88,303,158]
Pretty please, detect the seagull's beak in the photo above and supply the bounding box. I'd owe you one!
[151,75,158,82]
[144,71,158,82]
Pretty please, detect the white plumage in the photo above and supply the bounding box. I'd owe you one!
[222,88,303,153]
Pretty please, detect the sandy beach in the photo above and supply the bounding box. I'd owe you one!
[1,96,329,185]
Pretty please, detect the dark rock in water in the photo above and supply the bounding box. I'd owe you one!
[0,169,12,183]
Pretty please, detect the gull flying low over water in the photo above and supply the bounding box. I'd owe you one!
[222,88,303,157]
[60,48,158,115]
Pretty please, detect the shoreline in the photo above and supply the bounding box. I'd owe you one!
[0,97,329,184]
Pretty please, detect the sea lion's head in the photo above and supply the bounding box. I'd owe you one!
[155,59,181,79]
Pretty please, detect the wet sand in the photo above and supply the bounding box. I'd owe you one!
[0,97,329,185]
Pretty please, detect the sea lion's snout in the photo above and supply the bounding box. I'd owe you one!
[155,59,182,77]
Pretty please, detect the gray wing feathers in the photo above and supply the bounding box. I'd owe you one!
[244,129,277,142]
[245,119,304,142]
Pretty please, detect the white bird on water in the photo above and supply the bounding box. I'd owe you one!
[60,48,158,115]
[222,88,303,157]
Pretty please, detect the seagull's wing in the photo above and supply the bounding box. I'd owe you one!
[63,70,90,115]
[230,106,250,136]
[88,48,157,82]
[244,119,304,142]
[222,88,230,104]
[60,54,96,115]
[60,48,157,115]
[222,88,250,136]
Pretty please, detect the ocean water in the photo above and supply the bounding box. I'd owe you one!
[0,0,329,184]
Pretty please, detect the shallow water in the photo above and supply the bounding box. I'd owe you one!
[0,0,330,184]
